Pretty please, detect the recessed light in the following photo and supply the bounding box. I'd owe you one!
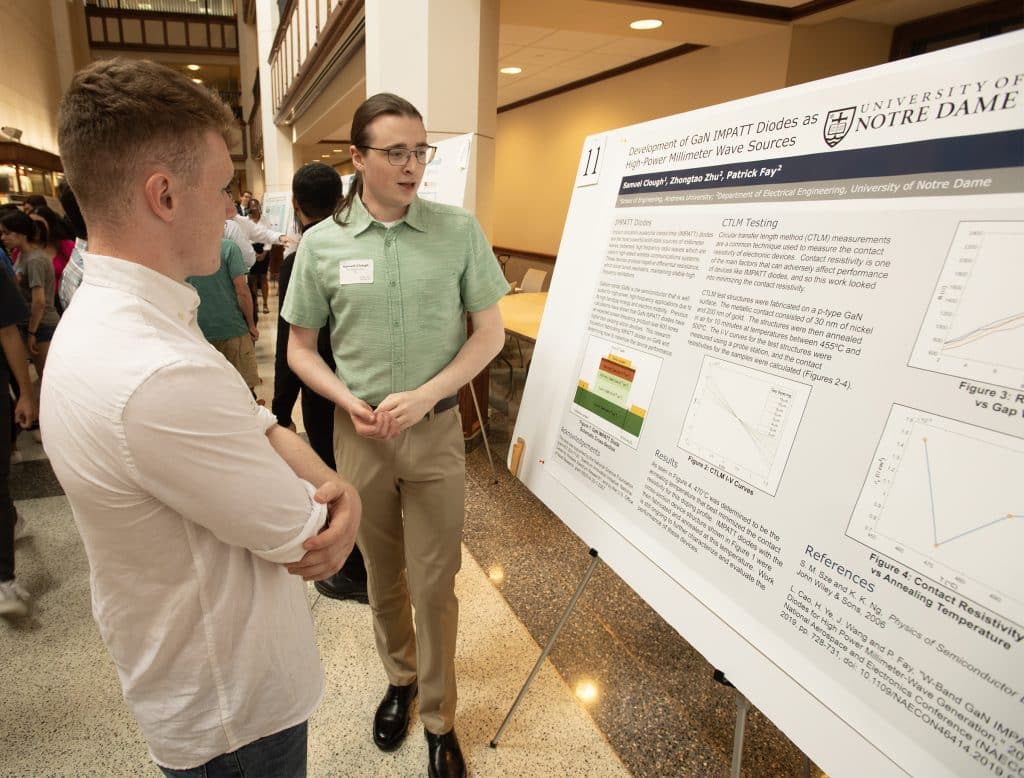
[499,66,523,75]
[191,78,203,83]
[187,64,200,71]
[321,154,330,158]
[332,148,343,152]
[630,19,663,30]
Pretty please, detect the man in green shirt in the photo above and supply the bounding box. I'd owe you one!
[188,238,260,390]
[283,93,507,778]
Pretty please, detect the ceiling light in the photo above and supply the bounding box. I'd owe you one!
[191,78,203,83]
[499,66,522,75]
[187,64,200,71]
[332,148,344,152]
[321,154,330,158]
[630,19,663,30]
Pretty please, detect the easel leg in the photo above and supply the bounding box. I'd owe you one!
[490,548,601,748]
[730,690,751,778]
[468,380,497,483]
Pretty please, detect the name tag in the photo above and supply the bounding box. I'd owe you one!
[339,259,374,285]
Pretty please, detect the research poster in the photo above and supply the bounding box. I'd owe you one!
[512,32,1023,778]
[259,190,299,238]
[420,132,474,207]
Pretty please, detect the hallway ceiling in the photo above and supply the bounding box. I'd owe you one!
[495,0,981,106]
[307,0,987,163]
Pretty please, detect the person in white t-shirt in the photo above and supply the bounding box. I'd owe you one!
[42,58,361,777]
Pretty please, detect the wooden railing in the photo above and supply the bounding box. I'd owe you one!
[268,0,362,120]
[85,0,236,14]
[85,0,238,54]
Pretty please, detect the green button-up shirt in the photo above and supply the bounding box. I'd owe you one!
[282,196,509,406]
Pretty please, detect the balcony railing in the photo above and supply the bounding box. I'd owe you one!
[85,0,239,54]
[86,1,236,16]
[268,0,362,121]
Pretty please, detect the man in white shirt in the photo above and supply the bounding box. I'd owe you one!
[42,58,360,777]
[231,210,288,249]
[223,216,257,269]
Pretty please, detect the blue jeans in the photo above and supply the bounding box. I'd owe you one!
[158,721,307,778]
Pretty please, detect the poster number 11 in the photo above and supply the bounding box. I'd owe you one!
[575,136,606,188]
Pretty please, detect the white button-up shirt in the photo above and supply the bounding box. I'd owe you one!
[231,213,282,247]
[40,253,326,769]
[223,218,256,269]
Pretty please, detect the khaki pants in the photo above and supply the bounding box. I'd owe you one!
[333,405,465,734]
[211,334,258,389]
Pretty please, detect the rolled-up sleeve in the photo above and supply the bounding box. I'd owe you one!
[122,359,327,563]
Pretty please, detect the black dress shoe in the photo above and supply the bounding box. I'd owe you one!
[314,570,369,603]
[426,729,466,778]
[373,682,418,751]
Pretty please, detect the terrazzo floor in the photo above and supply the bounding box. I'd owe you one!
[3,280,825,777]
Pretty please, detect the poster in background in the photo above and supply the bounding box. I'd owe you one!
[259,190,299,239]
[420,132,474,207]
[512,32,1023,778]
[331,133,474,208]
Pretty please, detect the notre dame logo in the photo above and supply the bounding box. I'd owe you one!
[823,107,856,147]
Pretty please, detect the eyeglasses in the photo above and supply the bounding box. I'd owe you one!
[361,145,437,166]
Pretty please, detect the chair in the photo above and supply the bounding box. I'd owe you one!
[495,252,511,281]
[519,268,547,293]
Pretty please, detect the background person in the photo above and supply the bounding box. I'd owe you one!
[273,162,368,603]
[0,211,59,376]
[28,205,75,309]
[188,238,261,394]
[0,269,37,617]
[56,181,88,310]
[247,198,272,315]
[19,195,46,214]
[237,189,252,216]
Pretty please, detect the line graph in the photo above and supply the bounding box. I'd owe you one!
[922,438,1019,546]
[678,357,810,495]
[942,312,1024,352]
[909,220,1024,390]
[847,404,1024,625]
